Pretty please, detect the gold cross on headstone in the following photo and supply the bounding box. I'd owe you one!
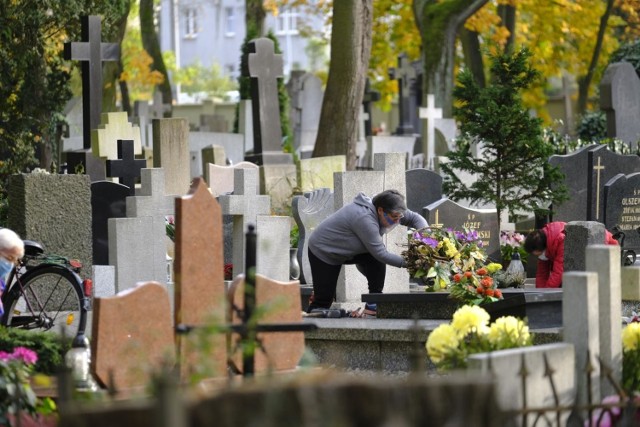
[432,209,443,228]
[594,156,605,220]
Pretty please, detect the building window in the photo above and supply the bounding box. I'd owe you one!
[225,7,235,37]
[184,7,197,39]
[225,64,235,78]
[276,9,300,35]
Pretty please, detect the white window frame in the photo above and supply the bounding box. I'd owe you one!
[184,7,198,39]
[224,7,236,37]
[276,9,300,35]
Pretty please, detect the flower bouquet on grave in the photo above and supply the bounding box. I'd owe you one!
[499,230,527,264]
[165,216,175,242]
[449,263,505,306]
[425,305,532,371]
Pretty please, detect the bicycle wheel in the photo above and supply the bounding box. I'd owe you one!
[2,264,87,338]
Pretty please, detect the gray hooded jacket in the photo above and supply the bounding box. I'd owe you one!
[308,192,428,267]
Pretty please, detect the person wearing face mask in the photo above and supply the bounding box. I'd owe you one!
[524,221,618,288]
[306,189,427,316]
[0,228,24,316]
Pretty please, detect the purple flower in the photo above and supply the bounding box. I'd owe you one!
[423,237,439,248]
[11,347,38,365]
[0,351,11,362]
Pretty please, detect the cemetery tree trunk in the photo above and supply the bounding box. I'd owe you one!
[413,0,489,117]
[103,3,131,114]
[140,0,173,108]
[246,0,266,36]
[497,3,516,54]
[577,0,615,115]
[460,28,485,89]
[313,0,373,170]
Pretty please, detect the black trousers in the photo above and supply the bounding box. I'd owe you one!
[307,248,386,310]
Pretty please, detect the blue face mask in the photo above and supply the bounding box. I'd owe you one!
[0,258,14,284]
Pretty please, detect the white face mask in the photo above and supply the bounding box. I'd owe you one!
[538,250,548,261]
[0,257,13,283]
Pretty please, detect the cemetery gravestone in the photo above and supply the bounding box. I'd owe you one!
[246,38,292,165]
[549,144,598,222]
[299,155,346,193]
[604,172,640,251]
[389,53,418,135]
[206,162,259,197]
[218,168,271,277]
[153,118,191,196]
[91,181,129,265]
[92,112,143,163]
[256,215,290,282]
[419,94,443,169]
[201,145,226,171]
[91,282,175,390]
[424,198,499,261]
[563,221,607,272]
[587,145,640,222]
[600,61,640,148]
[63,15,119,150]
[189,132,245,178]
[8,173,92,279]
[287,71,323,156]
[106,140,147,195]
[364,135,417,170]
[132,100,152,148]
[150,89,172,119]
[405,168,443,217]
[227,274,305,373]
[292,188,335,284]
[174,178,227,379]
[362,78,381,138]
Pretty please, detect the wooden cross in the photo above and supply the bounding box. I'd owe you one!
[593,156,605,220]
[106,140,147,195]
[64,16,119,150]
[419,94,443,169]
[248,38,284,159]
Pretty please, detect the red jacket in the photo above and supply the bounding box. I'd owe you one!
[536,222,619,288]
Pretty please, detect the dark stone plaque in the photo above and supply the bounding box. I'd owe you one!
[405,168,442,217]
[604,172,640,250]
[91,181,129,265]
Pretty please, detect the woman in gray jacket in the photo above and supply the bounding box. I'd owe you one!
[307,189,427,315]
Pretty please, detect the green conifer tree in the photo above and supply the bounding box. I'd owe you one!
[441,47,568,224]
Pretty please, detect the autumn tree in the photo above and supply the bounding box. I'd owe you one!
[140,0,173,110]
[441,48,567,225]
[312,0,373,169]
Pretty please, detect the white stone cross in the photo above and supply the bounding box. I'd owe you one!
[419,94,443,169]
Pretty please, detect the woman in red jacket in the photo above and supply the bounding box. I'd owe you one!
[523,222,619,288]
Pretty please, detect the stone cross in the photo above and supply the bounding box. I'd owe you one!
[106,140,147,195]
[218,168,271,277]
[389,53,417,135]
[246,38,292,165]
[150,89,172,119]
[419,94,443,169]
[92,112,143,161]
[362,79,381,138]
[64,15,119,149]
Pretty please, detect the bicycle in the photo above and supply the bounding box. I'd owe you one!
[0,240,90,338]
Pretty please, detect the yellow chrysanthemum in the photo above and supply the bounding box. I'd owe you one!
[622,323,640,352]
[486,263,503,274]
[488,316,531,348]
[451,305,490,337]
[426,324,459,363]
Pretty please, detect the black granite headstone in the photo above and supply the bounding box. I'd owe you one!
[106,139,146,195]
[245,38,292,165]
[65,149,107,181]
[424,198,500,262]
[588,145,640,222]
[405,168,443,217]
[549,144,599,222]
[362,79,381,138]
[91,181,129,265]
[388,53,418,135]
[604,172,640,250]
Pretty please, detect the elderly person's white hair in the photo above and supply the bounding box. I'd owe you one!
[0,228,24,260]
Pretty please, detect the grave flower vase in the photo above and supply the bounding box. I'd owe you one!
[290,247,300,280]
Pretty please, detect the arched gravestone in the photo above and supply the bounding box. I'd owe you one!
[600,61,640,149]
[424,198,500,262]
[405,168,443,218]
[604,172,640,251]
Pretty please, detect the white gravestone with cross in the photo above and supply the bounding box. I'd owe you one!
[92,112,143,162]
[419,94,442,170]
